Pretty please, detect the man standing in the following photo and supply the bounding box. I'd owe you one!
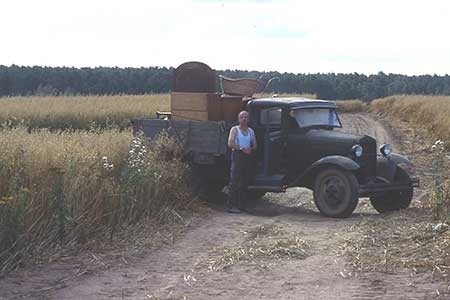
[227,111,257,213]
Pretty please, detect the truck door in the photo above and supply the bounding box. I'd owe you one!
[286,128,310,178]
[257,107,285,175]
[285,111,310,179]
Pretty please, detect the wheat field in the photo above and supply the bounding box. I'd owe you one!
[0,94,185,272]
[370,95,450,148]
[0,94,170,130]
[0,127,189,272]
[0,93,320,131]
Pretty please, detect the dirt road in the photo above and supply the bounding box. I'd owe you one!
[1,114,447,300]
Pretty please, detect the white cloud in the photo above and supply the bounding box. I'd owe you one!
[1,0,450,74]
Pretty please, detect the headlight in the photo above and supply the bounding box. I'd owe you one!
[351,144,363,157]
[380,144,393,157]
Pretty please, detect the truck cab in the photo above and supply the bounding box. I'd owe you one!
[247,98,355,189]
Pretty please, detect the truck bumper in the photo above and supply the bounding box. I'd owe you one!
[359,176,419,197]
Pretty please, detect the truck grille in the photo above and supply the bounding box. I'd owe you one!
[358,136,377,181]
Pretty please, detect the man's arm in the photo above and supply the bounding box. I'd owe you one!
[228,127,240,150]
[250,128,257,151]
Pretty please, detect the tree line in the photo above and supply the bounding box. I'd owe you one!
[2,65,450,101]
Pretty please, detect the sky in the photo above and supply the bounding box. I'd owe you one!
[1,0,450,75]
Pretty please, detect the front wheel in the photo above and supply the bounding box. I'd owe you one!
[313,168,359,218]
[370,168,413,213]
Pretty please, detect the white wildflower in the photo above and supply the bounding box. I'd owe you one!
[127,136,149,172]
[432,222,450,232]
[101,156,114,171]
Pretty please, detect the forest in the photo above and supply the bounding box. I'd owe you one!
[2,65,450,101]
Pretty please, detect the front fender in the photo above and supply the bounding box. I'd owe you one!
[291,155,360,187]
[376,153,414,183]
[311,155,360,171]
[390,153,413,167]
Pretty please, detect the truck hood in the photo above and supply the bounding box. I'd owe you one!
[303,129,377,156]
[305,129,369,145]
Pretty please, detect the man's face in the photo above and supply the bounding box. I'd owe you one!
[238,112,249,126]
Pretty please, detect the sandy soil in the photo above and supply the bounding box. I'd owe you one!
[1,113,448,300]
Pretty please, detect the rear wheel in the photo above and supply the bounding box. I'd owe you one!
[189,165,225,200]
[313,168,359,218]
[370,168,413,213]
[247,191,266,201]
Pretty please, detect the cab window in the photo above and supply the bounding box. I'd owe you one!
[291,108,341,128]
[260,107,281,126]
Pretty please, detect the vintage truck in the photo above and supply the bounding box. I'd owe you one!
[132,97,419,218]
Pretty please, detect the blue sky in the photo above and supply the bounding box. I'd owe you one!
[1,0,449,75]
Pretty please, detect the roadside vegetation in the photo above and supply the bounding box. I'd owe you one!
[369,94,450,222]
[335,99,367,113]
[253,93,316,99]
[0,127,189,273]
[0,94,169,130]
[342,95,450,280]
[370,95,450,150]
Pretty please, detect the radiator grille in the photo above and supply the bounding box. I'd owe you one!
[358,136,377,180]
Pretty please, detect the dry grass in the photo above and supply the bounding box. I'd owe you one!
[341,209,450,279]
[254,94,367,114]
[370,95,450,149]
[340,96,450,279]
[207,225,310,271]
[335,100,367,113]
[0,93,367,132]
[0,127,189,273]
[0,94,169,130]
[430,179,450,220]
[253,93,317,99]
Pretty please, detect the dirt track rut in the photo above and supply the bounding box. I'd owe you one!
[1,113,447,300]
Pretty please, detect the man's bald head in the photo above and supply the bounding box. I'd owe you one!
[238,110,249,127]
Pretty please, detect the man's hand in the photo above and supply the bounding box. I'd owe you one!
[242,148,252,155]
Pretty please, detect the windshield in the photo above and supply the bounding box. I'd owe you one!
[291,108,341,128]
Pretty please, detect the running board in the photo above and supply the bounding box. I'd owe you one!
[247,185,285,193]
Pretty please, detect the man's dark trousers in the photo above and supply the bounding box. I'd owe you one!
[228,150,253,209]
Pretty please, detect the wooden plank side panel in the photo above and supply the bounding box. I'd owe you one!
[133,119,169,139]
[133,119,228,155]
[187,121,223,153]
[222,95,243,123]
[171,110,209,121]
[171,92,208,111]
[207,93,223,121]
[171,92,223,121]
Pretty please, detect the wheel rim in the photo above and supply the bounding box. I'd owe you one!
[320,175,348,208]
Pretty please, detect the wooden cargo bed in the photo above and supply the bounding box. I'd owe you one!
[131,118,229,159]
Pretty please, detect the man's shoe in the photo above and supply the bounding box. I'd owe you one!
[227,207,242,213]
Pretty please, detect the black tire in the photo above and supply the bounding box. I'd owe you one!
[245,191,266,206]
[192,180,225,200]
[370,168,413,213]
[247,191,266,201]
[189,165,225,200]
[313,168,359,218]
